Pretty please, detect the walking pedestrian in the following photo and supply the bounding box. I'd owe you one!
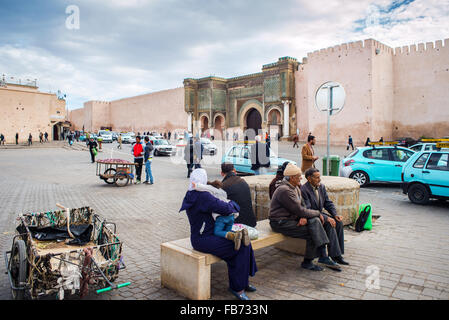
[379,137,384,143]
[28,133,32,146]
[131,135,144,184]
[44,132,48,142]
[292,134,299,148]
[143,136,154,185]
[194,137,204,168]
[184,137,197,178]
[168,131,171,140]
[250,136,270,175]
[15,133,19,145]
[39,132,43,143]
[365,137,371,146]
[0,133,4,145]
[301,135,318,173]
[117,134,122,149]
[347,135,354,150]
[87,138,98,163]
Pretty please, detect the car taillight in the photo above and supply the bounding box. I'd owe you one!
[344,159,354,166]
[401,172,404,181]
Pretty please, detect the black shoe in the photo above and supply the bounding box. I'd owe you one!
[245,284,257,292]
[318,257,341,271]
[333,256,349,265]
[301,261,323,271]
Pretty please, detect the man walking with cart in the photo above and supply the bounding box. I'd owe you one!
[132,135,144,184]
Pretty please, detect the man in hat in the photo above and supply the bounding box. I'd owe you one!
[269,163,341,271]
[301,168,349,266]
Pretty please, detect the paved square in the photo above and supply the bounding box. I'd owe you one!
[1,142,448,300]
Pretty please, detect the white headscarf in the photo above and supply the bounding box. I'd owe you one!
[188,168,207,191]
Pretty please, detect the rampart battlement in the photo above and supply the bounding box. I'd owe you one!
[393,38,449,55]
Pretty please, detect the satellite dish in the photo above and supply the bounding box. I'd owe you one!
[315,81,345,115]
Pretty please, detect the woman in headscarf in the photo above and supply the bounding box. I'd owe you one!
[180,168,258,300]
[269,161,290,200]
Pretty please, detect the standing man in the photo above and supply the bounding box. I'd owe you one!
[301,135,318,173]
[143,136,154,185]
[184,137,195,178]
[301,168,349,266]
[15,133,19,145]
[168,131,171,140]
[193,137,204,169]
[347,135,354,151]
[28,133,32,146]
[250,136,270,175]
[269,163,340,271]
[292,134,299,148]
[44,132,48,142]
[131,136,144,184]
[87,138,98,163]
[39,132,43,143]
[0,133,4,145]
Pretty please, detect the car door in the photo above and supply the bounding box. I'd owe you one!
[239,146,253,173]
[361,148,393,181]
[424,153,449,197]
[224,146,245,172]
[390,148,415,182]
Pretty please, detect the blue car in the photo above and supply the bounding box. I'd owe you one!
[341,146,415,186]
[222,144,296,175]
[402,150,449,204]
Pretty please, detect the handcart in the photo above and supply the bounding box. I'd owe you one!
[96,159,135,187]
[4,204,129,300]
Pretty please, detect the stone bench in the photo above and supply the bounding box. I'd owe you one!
[160,219,306,300]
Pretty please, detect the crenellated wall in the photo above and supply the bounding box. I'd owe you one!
[295,37,449,144]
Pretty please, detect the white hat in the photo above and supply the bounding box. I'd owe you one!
[283,163,302,177]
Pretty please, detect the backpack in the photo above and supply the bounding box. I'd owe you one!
[355,204,372,232]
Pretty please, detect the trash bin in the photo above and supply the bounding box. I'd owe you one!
[322,155,340,176]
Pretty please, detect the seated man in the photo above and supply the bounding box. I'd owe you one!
[269,163,340,271]
[301,168,349,266]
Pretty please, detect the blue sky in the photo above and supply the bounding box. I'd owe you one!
[0,0,448,109]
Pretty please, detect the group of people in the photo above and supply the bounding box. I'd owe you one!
[0,132,50,146]
[180,158,348,300]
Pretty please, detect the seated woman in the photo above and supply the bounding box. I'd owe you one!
[180,168,258,300]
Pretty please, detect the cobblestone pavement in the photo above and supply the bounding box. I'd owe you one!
[0,142,448,300]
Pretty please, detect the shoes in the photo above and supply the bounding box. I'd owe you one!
[333,256,349,265]
[241,228,250,246]
[135,180,141,185]
[245,284,257,292]
[144,181,154,185]
[228,288,250,300]
[226,231,242,251]
[301,261,323,271]
[318,257,341,272]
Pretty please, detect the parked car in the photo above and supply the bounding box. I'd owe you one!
[111,132,118,141]
[222,144,296,175]
[149,138,176,156]
[395,137,418,148]
[79,135,87,142]
[200,138,218,155]
[340,146,415,186]
[121,134,135,144]
[97,130,113,143]
[408,143,439,152]
[402,150,449,204]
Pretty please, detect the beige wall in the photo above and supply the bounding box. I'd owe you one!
[71,87,187,134]
[295,37,449,145]
[0,84,66,143]
[392,39,449,139]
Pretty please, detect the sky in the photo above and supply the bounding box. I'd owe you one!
[0,0,448,110]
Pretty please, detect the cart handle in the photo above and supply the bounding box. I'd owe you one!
[96,282,131,294]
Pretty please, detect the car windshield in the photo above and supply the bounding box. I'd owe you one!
[154,140,169,145]
[201,139,212,144]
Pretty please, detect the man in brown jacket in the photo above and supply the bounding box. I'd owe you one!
[301,135,318,173]
[269,163,340,271]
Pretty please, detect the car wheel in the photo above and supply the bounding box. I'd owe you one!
[350,170,369,187]
[154,150,159,156]
[408,184,430,205]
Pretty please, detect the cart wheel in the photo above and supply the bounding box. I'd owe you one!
[103,168,116,184]
[114,172,130,187]
[10,240,27,300]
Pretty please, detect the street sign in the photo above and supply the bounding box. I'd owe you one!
[315,81,346,115]
[314,81,346,175]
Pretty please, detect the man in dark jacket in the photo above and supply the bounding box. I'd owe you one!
[184,137,201,178]
[143,136,154,184]
[269,163,340,271]
[221,162,257,227]
[87,138,97,163]
[301,168,349,266]
[250,136,270,175]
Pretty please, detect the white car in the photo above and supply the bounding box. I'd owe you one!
[200,138,218,155]
[408,143,441,152]
[150,138,176,156]
[97,130,113,143]
[121,134,136,144]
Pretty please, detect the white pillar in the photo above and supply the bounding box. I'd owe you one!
[187,113,192,133]
[282,100,291,137]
